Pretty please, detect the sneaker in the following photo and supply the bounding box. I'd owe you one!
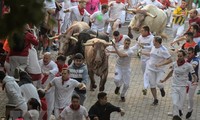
[142,89,147,95]
[151,99,158,106]
[197,90,200,95]
[114,87,120,95]
[186,110,193,119]
[120,97,125,102]
[179,110,183,117]
[172,115,182,120]
[160,88,165,97]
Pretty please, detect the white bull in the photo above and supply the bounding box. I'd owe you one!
[127,5,167,39]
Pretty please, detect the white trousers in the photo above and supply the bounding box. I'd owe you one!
[9,56,28,76]
[145,69,164,89]
[141,60,149,89]
[172,86,186,116]
[187,81,198,112]
[114,66,131,97]
[45,87,55,120]
[172,24,185,41]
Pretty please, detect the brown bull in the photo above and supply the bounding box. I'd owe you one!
[84,38,112,91]
[49,21,90,56]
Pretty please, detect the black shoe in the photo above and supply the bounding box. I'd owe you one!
[172,115,182,120]
[186,110,193,119]
[152,99,158,106]
[120,97,125,102]
[160,88,165,97]
[179,110,183,117]
[115,87,120,95]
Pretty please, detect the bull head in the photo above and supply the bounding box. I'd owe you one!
[131,9,157,31]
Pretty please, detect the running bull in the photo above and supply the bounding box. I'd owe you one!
[83,38,112,91]
[127,5,167,39]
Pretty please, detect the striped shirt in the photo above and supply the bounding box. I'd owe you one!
[173,6,188,25]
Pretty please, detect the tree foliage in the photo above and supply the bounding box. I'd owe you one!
[0,0,45,39]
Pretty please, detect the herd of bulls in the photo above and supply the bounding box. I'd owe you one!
[49,4,169,91]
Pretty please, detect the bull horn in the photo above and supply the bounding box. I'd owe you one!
[83,43,94,46]
[69,36,78,42]
[125,8,137,14]
[145,12,157,18]
[90,34,96,38]
[105,42,113,46]
[47,34,61,40]
[73,33,79,36]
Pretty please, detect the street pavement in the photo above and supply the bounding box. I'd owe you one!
[1,23,200,120]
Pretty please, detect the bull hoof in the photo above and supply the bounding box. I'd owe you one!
[90,88,95,91]
[128,33,133,39]
[90,84,97,91]
[99,87,105,92]
[92,84,97,89]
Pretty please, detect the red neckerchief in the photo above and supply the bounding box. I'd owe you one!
[142,32,150,37]
[62,77,69,85]
[187,55,196,63]
[78,5,84,15]
[177,60,185,66]
[116,35,123,43]
[70,104,80,111]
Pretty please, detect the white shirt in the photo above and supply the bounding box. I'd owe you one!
[109,2,125,19]
[197,8,200,15]
[172,62,195,87]
[26,47,42,74]
[3,76,26,106]
[44,0,56,9]
[60,105,88,120]
[131,34,154,61]
[90,11,109,32]
[140,0,164,8]
[24,110,40,120]
[116,46,134,68]
[51,77,80,108]
[107,35,130,52]
[20,84,41,105]
[39,60,58,88]
[147,45,171,72]
[68,6,90,22]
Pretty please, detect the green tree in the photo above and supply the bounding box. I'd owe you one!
[0,0,45,39]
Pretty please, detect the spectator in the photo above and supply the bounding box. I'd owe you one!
[68,53,89,105]
[45,68,86,119]
[39,52,58,120]
[108,38,133,102]
[160,50,197,120]
[18,71,40,105]
[24,98,41,120]
[9,24,39,77]
[55,55,68,76]
[131,25,154,95]
[38,89,47,120]
[59,94,90,120]
[0,71,27,116]
[89,92,125,120]
[141,36,172,105]
[186,47,199,119]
